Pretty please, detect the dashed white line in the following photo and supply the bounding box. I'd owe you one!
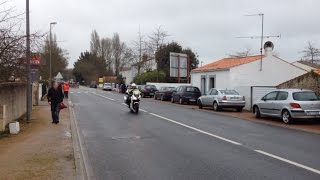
[140,109,148,112]
[255,150,320,175]
[91,92,115,101]
[149,113,242,146]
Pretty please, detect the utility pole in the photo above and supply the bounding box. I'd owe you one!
[49,22,57,87]
[26,0,31,121]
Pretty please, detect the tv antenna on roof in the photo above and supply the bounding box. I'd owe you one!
[238,13,281,71]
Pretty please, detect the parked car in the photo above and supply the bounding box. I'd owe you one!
[89,84,97,88]
[138,85,158,98]
[253,89,320,124]
[171,86,201,104]
[103,83,113,91]
[198,89,245,112]
[154,87,176,101]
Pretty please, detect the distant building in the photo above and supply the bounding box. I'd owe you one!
[120,58,157,85]
[191,42,307,110]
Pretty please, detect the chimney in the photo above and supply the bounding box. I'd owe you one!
[264,41,274,57]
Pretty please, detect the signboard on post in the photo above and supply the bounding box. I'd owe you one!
[170,53,189,83]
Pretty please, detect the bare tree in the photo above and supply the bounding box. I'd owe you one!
[131,29,150,75]
[112,33,133,76]
[101,37,113,75]
[301,41,320,64]
[0,1,44,82]
[228,47,253,58]
[90,30,101,56]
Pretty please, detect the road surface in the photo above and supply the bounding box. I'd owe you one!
[70,87,320,180]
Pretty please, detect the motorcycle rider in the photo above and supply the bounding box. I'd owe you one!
[126,83,140,107]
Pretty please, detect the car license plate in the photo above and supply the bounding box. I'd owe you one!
[149,93,154,95]
[189,99,196,102]
[307,112,320,115]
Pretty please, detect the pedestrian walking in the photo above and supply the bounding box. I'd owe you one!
[63,81,70,98]
[48,82,64,124]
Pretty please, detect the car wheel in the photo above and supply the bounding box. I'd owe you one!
[254,106,261,118]
[198,100,203,109]
[171,97,175,103]
[236,107,243,112]
[160,95,164,101]
[213,102,220,111]
[282,110,293,124]
[179,98,184,105]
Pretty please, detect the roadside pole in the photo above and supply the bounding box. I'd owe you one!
[26,0,32,121]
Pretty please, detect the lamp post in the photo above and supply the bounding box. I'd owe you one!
[26,0,31,121]
[49,22,57,87]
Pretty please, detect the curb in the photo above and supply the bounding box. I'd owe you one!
[69,99,95,180]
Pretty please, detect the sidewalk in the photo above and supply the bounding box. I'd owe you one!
[0,101,75,180]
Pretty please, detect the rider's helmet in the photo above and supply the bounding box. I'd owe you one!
[131,83,137,89]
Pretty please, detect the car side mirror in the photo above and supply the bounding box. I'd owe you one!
[262,97,266,101]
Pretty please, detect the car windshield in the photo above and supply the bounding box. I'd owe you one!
[186,87,200,92]
[219,90,239,95]
[104,83,111,86]
[293,91,320,101]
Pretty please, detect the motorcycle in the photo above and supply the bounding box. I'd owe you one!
[124,90,141,113]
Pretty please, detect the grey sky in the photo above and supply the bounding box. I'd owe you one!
[11,0,320,67]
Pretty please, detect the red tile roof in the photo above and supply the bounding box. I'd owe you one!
[193,55,263,72]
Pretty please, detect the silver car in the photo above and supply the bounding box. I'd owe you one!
[253,89,320,124]
[198,89,246,112]
[103,83,112,91]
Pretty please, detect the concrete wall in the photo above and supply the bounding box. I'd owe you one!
[0,83,27,131]
[277,72,320,94]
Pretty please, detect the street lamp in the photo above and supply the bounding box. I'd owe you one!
[49,22,57,86]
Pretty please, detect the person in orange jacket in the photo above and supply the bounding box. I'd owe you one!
[63,82,70,98]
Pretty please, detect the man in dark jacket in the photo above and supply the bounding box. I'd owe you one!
[48,82,64,124]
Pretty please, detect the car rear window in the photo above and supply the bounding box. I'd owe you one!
[293,92,320,101]
[186,87,200,92]
[104,83,111,86]
[219,90,239,95]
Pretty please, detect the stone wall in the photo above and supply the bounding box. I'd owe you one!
[277,72,320,94]
[0,83,27,131]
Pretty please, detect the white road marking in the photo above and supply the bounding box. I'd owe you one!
[140,109,148,112]
[121,103,127,106]
[91,92,115,101]
[77,92,81,94]
[70,92,74,94]
[255,150,320,175]
[149,113,242,146]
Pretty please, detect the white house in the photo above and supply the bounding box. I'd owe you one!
[191,44,307,110]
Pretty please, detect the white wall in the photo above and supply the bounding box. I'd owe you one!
[230,55,307,110]
[191,70,230,94]
[146,82,191,89]
[230,55,307,88]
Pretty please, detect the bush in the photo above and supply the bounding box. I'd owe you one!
[133,70,166,84]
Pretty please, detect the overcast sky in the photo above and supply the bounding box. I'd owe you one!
[10,0,320,67]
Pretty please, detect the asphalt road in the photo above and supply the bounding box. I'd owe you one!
[70,87,320,180]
